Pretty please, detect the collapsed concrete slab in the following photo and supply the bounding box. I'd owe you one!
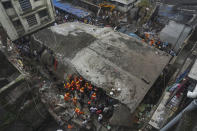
[33,22,171,113]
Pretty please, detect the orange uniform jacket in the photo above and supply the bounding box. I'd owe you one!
[64,93,70,101]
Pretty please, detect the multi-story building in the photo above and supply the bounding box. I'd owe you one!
[0,0,55,41]
[110,0,137,12]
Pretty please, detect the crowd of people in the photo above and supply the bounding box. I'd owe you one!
[54,8,123,28]
[62,75,116,128]
[140,32,176,56]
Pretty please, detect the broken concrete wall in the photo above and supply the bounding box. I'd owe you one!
[0,51,51,131]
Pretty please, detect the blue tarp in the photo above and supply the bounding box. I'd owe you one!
[53,0,90,18]
[127,33,142,40]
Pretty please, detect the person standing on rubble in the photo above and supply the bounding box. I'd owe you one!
[91,92,97,101]
[72,97,77,106]
[64,83,71,91]
[75,107,84,116]
[64,93,70,101]
[80,87,85,93]
[150,39,155,46]
[90,106,97,114]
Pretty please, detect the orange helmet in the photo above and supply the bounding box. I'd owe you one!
[65,93,70,96]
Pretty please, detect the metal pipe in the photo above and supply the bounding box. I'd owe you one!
[160,99,197,131]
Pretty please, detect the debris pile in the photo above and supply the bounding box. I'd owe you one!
[140,31,176,56]
[39,75,120,130]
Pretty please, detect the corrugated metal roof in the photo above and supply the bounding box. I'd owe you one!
[53,0,90,18]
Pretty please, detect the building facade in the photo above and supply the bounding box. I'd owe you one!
[110,0,137,12]
[0,0,55,41]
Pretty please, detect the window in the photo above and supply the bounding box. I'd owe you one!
[26,14,38,27]
[13,20,23,29]
[19,0,32,11]
[2,1,13,9]
[38,9,48,18]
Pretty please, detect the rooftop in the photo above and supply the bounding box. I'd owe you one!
[110,0,136,5]
[34,22,171,113]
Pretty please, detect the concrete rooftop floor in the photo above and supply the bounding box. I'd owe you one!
[34,22,171,113]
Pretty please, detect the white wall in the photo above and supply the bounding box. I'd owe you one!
[0,2,18,40]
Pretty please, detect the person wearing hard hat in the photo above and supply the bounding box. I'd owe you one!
[75,107,84,115]
[72,97,77,105]
[75,107,80,115]
[76,84,80,91]
[67,124,73,129]
[91,92,96,100]
[70,80,75,87]
[150,39,155,46]
[80,87,85,93]
[64,93,70,101]
[65,83,71,90]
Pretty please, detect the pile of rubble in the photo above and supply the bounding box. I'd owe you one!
[39,75,119,130]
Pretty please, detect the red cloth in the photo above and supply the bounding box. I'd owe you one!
[96,110,102,114]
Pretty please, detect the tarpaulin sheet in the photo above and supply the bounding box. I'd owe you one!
[53,0,90,18]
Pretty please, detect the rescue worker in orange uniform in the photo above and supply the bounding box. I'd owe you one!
[76,80,80,86]
[150,39,155,46]
[65,83,71,90]
[85,82,89,87]
[75,107,80,115]
[80,87,85,93]
[75,107,84,115]
[76,84,80,91]
[145,33,150,41]
[72,97,77,105]
[91,92,96,100]
[71,80,75,87]
[64,93,70,101]
[67,124,73,129]
[145,33,149,38]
